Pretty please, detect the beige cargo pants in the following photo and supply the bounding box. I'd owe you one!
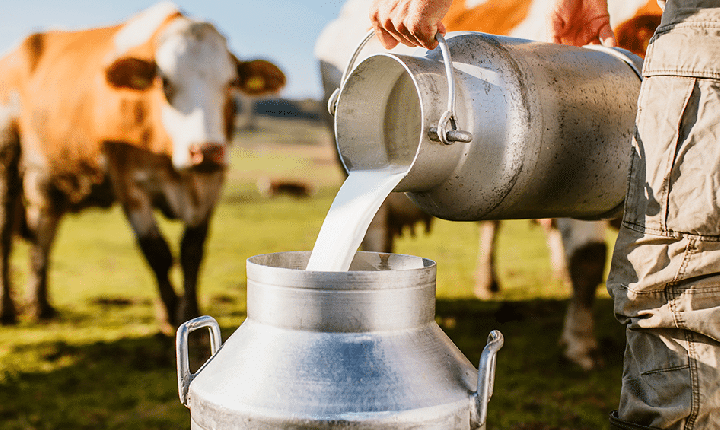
[607,5,720,429]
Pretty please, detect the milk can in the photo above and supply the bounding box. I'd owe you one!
[331,31,643,221]
[176,251,503,429]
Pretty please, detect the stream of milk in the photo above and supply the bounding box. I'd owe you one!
[305,167,408,272]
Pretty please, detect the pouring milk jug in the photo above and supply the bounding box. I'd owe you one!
[330,31,643,222]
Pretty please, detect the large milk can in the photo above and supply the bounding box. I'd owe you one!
[331,31,643,221]
[176,251,503,429]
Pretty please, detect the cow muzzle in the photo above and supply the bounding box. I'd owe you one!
[189,143,227,169]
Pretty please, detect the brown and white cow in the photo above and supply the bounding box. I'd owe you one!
[0,2,285,330]
[316,0,661,369]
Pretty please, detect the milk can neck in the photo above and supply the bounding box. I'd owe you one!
[245,251,437,332]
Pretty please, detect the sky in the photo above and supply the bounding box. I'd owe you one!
[0,0,348,100]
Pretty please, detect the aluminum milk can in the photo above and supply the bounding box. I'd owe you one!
[331,31,643,221]
[176,251,503,429]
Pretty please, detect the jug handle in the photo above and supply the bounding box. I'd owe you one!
[327,29,375,117]
[328,30,472,145]
[176,315,223,408]
[473,330,504,427]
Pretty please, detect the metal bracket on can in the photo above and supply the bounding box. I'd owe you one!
[176,315,223,408]
[473,330,504,427]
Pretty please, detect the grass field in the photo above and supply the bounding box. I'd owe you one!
[0,116,624,429]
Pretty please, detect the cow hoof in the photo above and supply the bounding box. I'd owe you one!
[1,310,17,325]
[1,299,17,324]
[560,336,604,371]
[563,347,604,371]
[474,280,500,300]
[551,268,571,286]
[31,303,58,321]
[158,321,175,337]
[176,303,200,328]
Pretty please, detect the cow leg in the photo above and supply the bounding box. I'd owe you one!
[178,220,209,323]
[537,219,570,284]
[0,189,15,324]
[0,113,19,324]
[26,216,61,320]
[474,220,500,299]
[20,164,65,321]
[562,241,607,370]
[122,200,179,330]
[137,225,179,329]
[556,219,608,370]
[23,178,62,321]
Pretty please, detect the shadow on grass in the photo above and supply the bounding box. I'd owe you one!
[0,324,243,430]
[0,334,184,430]
[0,298,624,430]
[436,297,625,430]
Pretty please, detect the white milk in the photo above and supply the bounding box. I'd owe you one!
[306,167,407,271]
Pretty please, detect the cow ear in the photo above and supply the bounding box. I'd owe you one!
[105,57,158,90]
[234,58,286,96]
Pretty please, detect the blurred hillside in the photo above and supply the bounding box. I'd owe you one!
[237,97,326,129]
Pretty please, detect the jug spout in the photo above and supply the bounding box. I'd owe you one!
[334,51,466,193]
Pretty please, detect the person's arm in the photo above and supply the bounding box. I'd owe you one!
[546,0,616,47]
[369,0,453,50]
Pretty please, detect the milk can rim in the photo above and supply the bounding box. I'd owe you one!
[246,251,435,272]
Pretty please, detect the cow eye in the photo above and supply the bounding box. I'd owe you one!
[161,75,176,103]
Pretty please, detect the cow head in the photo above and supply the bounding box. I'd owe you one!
[105,12,285,171]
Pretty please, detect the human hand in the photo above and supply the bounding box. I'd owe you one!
[547,0,616,47]
[369,0,453,50]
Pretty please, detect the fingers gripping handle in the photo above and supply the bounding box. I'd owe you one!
[328,30,472,145]
[176,315,223,408]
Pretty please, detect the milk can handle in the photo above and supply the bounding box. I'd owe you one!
[327,29,375,117]
[474,330,504,427]
[176,315,223,408]
[328,30,472,145]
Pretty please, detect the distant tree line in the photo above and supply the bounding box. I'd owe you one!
[236,97,323,122]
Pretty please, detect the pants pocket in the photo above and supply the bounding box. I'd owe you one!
[665,77,720,235]
[618,328,692,429]
[622,76,696,233]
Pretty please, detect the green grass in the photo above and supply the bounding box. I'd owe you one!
[0,118,624,430]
